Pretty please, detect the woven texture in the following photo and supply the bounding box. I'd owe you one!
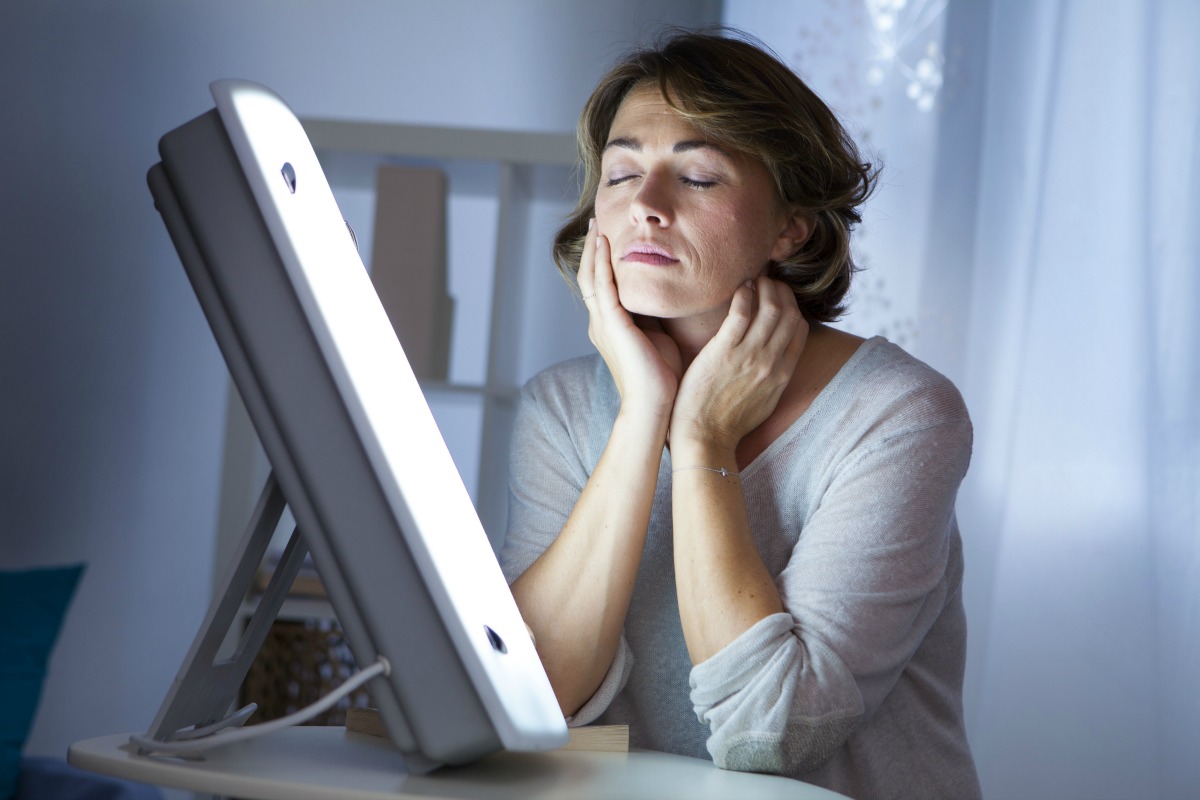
[241,619,371,725]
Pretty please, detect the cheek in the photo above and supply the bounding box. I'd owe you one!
[593,191,621,225]
[693,208,777,275]
[735,205,788,263]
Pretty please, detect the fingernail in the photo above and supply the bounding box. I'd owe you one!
[744,279,755,290]
[587,217,595,231]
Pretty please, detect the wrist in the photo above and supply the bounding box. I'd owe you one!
[613,404,671,447]
[668,435,737,471]
[668,418,740,458]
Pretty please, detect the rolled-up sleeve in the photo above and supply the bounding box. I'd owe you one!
[690,395,972,775]
[690,613,862,773]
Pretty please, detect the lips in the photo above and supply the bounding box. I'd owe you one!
[621,241,679,266]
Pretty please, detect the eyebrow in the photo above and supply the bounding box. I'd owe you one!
[603,137,733,159]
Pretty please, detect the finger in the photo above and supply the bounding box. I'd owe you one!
[585,232,627,348]
[761,281,807,368]
[593,232,619,308]
[711,280,756,348]
[743,275,798,350]
[577,218,597,300]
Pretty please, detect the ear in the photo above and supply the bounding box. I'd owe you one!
[769,210,814,263]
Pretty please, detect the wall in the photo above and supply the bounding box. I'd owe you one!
[0,0,719,763]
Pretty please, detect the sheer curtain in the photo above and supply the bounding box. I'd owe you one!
[724,1,1200,797]
[951,2,1199,798]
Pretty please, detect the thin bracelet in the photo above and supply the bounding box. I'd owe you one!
[672,465,740,478]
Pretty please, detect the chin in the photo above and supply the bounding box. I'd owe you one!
[616,286,679,318]
[617,288,725,322]
[614,270,733,320]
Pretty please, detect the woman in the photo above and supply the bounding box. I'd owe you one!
[501,28,981,800]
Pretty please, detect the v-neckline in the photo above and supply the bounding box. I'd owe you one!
[734,335,882,477]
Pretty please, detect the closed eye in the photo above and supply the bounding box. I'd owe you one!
[605,174,638,188]
[605,174,716,189]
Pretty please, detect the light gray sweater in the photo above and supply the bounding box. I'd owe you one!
[500,337,981,800]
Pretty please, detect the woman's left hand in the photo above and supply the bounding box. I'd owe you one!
[670,275,808,454]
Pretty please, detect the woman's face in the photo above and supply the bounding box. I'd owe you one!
[593,83,801,322]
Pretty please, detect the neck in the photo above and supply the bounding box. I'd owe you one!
[660,304,830,371]
[660,313,724,369]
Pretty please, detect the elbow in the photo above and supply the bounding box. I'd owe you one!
[710,713,858,775]
[543,660,603,720]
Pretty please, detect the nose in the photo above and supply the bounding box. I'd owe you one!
[629,169,673,227]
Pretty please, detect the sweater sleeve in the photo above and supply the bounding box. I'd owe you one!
[498,367,632,724]
[690,381,972,775]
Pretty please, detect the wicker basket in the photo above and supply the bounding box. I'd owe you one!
[240,618,372,725]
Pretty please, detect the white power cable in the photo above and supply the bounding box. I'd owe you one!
[129,657,390,756]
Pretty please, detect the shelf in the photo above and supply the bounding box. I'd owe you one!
[240,595,336,623]
[301,118,578,166]
[418,379,520,402]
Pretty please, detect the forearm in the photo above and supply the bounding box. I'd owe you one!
[510,409,667,715]
[671,439,784,665]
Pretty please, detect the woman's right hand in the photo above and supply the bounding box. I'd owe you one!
[578,220,682,426]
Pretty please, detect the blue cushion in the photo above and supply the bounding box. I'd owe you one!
[0,565,85,800]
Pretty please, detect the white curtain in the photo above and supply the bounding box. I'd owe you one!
[955,2,1199,798]
[724,1,1200,798]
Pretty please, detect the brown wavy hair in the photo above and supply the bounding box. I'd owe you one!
[552,27,877,322]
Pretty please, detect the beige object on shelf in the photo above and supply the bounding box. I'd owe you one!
[369,164,453,380]
[252,565,326,598]
[346,707,629,753]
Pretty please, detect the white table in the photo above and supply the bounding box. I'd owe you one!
[69,727,850,800]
